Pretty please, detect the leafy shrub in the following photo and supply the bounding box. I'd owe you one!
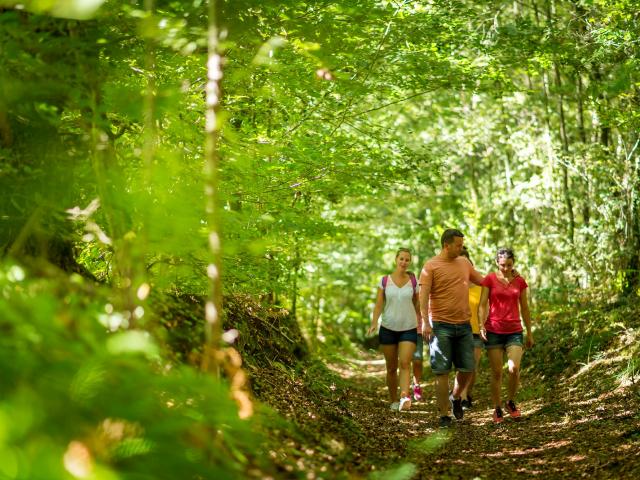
[0,263,256,480]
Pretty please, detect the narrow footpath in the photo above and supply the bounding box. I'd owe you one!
[331,354,640,479]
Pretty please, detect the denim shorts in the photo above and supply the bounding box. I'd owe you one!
[379,325,418,345]
[429,322,475,374]
[484,331,523,350]
[472,333,484,349]
[413,334,424,360]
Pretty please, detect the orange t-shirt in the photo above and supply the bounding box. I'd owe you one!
[419,255,484,325]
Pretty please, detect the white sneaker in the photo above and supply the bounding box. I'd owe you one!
[399,396,412,411]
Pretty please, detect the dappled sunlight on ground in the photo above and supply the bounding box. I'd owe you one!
[570,355,626,380]
[339,345,640,479]
[326,353,387,379]
[345,357,386,366]
[483,439,572,457]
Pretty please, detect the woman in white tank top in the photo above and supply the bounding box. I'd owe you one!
[368,248,421,412]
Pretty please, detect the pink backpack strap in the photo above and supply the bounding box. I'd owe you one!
[409,272,417,294]
[381,275,388,300]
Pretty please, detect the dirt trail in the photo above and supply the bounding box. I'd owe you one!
[334,354,640,479]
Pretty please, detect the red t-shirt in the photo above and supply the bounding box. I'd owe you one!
[481,272,528,334]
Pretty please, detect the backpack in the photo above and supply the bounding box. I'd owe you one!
[382,272,418,297]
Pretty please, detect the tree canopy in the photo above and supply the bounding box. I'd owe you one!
[1,0,639,477]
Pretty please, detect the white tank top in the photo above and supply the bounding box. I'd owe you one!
[380,276,418,332]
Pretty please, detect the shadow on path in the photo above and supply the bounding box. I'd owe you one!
[331,351,640,479]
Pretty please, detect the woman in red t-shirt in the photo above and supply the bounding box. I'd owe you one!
[479,248,534,424]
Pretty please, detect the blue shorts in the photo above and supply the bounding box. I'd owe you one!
[429,322,475,374]
[484,331,523,350]
[379,325,418,345]
[413,334,424,361]
[472,333,484,349]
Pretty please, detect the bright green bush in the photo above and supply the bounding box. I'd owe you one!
[0,263,256,480]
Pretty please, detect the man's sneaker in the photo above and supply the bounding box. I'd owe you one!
[390,401,400,411]
[493,406,504,424]
[505,400,521,419]
[461,395,473,410]
[439,416,453,428]
[450,393,464,420]
[399,396,412,411]
[412,384,423,402]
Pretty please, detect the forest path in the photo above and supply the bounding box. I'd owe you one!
[332,352,640,479]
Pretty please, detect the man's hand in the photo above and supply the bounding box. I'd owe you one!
[367,322,378,336]
[422,323,432,341]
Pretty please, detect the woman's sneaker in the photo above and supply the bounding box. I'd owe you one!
[399,396,412,411]
[461,395,473,409]
[493,406,504,424]
[505,400,521,418]
[390,401,400,411]
[412,384,423,402]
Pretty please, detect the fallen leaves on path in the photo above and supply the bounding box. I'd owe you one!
[337,352,640,479]
[232,299,640,479]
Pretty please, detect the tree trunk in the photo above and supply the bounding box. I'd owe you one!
[576,72,590,226]
[623,137,640,295]
[0,110,12,147]
[291,241,300,317]
[500,101,517,241]
[590,66,610,147]
[554,63,575,245]
[201,0,224,374]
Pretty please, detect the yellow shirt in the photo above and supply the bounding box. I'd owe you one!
[469,285,482,334]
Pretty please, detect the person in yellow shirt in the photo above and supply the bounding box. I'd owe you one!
[453,246,483,409]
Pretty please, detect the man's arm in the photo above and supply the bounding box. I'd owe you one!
[469,265,485,286]
[461,256,484,285]
[419,265,432,339]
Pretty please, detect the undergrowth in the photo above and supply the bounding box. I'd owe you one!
[159,292,368,479]
[527,294,640,396]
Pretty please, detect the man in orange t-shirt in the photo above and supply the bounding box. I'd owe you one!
[419,229,484,428]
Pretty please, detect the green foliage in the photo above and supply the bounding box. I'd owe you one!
[407,431,451,455]
[527,294,640,387]
[1,0,640,475]
[369,462,417,480]
[0,1,106,20]
[0,263,256,479]
[3,0,638,324]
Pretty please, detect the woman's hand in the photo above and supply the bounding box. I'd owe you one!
[525,330,534,349]
[479,326,487,342]
[367,322,378,336]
